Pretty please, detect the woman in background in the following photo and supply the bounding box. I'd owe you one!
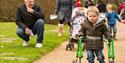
[55,0,75,37]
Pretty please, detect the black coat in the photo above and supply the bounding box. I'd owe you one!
[15,4,45,30]
[97,3,106,13]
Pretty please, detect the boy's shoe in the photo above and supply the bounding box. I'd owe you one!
[35,43,42,48]
[23,41,29,47]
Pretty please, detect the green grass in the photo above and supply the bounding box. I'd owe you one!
[0,22,69,63]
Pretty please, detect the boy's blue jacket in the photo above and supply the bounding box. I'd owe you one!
[106,11,120,25]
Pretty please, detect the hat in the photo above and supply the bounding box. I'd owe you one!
[75,0,81,7]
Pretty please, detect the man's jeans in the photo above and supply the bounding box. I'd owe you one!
[87,49,105,63]
[16,19,44,43]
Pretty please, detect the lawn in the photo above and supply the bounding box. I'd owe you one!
[0,22,69,63]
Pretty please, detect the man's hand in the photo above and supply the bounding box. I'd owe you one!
[27,7,34,13]
[25,27,33,36]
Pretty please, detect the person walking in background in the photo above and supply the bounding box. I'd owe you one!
[78,6,112,63]
[15,0,45,48]
[120,2,125,23]
[84,0,94,8]
[55,0,75,37]
[75,0,81,7]
[119,2,124,14]
[96,0,106,14]
[96,0,106,19]
[106,4,121,40]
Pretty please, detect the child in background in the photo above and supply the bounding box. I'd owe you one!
[120,3,125,23]
[78,6,112,63]
[106,4,121,40]
[119,2,124,13]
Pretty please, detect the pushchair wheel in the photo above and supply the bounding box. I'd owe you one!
[66,42,74,51]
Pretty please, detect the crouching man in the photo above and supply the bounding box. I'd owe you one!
[15,0,45,48]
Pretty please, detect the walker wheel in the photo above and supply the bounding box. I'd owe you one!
[109,59,114,63]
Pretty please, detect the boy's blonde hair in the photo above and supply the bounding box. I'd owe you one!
[106,4,113,10]
[87,6,99,15]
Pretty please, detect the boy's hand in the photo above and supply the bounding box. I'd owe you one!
[108,38,113,43]
[121,20,125,24]
[79,36,83,39]
[79,36,85,42]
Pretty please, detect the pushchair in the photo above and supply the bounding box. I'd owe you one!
[66,7,87,51]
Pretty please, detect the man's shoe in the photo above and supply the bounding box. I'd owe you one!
[23,41,29,47]
[58,32,62,37]
[35,43,42,48]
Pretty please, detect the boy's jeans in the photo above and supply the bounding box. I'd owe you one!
[108,24,117,33]
[87,49,105,63]
[108,24,117,39]
[16,19,44,43]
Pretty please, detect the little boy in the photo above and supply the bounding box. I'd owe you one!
[106,4,121,40]
[78,6,112,63]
